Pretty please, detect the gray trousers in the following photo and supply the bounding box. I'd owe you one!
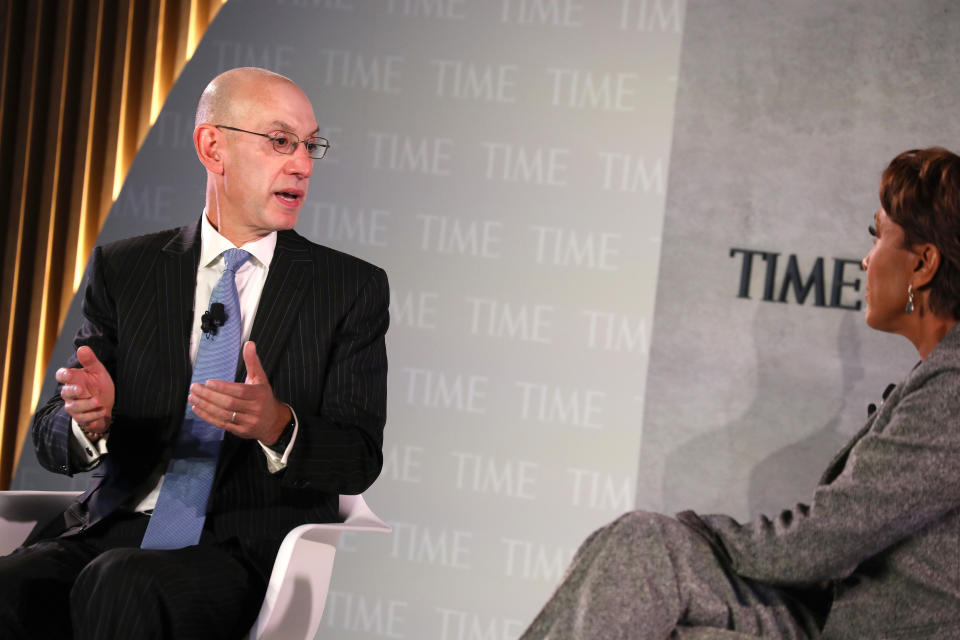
[519,511,824,640]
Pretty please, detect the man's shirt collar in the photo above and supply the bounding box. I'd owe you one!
[199,211,277,269]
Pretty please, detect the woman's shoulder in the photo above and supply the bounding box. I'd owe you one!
[916,324,960,380]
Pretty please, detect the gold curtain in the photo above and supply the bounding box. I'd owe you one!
[0,0,226,490]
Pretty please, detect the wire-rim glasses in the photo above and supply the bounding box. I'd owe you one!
[215,125,329,159]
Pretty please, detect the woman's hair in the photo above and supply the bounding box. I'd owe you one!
[880,147,960,319]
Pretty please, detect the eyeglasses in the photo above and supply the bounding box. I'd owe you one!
[214,125,329,159]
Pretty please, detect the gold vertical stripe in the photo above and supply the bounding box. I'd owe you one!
[145,1,163,146]
[75,0,107,291]
[188,0,203,56]
[112,3,133,200]
[151,0,167,125]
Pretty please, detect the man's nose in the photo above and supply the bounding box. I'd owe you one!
[287,144,314,177]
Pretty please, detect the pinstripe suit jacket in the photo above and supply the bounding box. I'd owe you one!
[29,220,389,577]
[680,322,960,639]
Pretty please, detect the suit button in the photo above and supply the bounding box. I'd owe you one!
[293,479,310,488]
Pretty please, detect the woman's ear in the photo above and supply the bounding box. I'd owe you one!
[913,242,941,289]
[194,124,224,174]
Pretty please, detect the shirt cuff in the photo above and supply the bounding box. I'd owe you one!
[259,404,298,473]
[69,418,108,469]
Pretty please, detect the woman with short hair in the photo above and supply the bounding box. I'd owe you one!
[519,147,960,640]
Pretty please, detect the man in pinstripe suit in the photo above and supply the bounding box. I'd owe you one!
[0,67,389,639]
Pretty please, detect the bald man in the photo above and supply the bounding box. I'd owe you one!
[0,68,389,639]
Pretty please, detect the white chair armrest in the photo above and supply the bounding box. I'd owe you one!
[336,493,391,532]
[248,494,391,640]
[0,490,81,556]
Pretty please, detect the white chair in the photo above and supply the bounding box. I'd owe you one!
[0,490,80,555]
[0,490,390,640]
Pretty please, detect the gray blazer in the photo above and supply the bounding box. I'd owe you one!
[681,323,960,639]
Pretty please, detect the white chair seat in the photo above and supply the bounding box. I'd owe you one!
[0,490,390,640]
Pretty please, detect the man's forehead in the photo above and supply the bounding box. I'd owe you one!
[239,84,318,135]
[266,119,320,135]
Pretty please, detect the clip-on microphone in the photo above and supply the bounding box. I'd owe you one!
[201,302,227,337]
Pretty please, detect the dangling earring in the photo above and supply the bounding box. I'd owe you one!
[905,284,915,314]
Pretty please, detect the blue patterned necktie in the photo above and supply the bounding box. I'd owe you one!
[141,248,251,549]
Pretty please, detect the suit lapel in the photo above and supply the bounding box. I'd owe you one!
[236,229,312,382]
[217,230,311,478]
[818,417,875,486]
[818,382,901,486]
[157,221,202,404]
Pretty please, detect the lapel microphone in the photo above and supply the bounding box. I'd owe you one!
[201,302,227,338]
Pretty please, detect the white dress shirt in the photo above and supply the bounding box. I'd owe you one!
[69,213,299,511]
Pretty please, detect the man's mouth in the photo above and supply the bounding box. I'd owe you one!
[274,190,303,205]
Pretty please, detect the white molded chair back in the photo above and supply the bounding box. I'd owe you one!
[249,493,391,640]
[0,490,390,640]
[0,490,80,555]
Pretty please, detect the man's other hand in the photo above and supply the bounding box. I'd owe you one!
[187,341,291,446]
[56,346,115,436]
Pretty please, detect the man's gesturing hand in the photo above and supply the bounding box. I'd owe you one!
[56,346,115,437]
[188,341,291,446]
